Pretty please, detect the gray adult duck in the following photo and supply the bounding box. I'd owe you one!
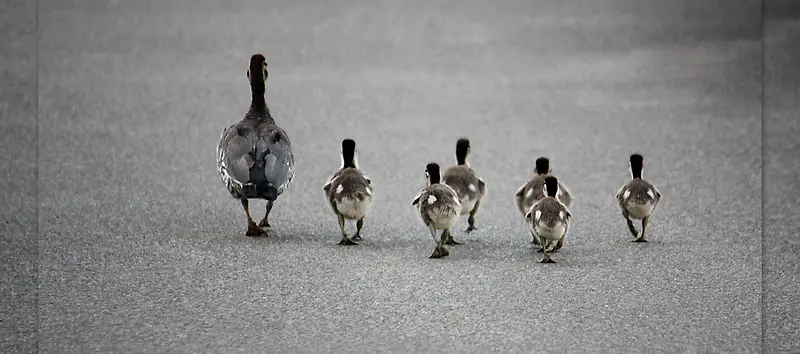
[216,54,295,236]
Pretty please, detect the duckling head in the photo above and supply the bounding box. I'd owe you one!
[455,138,471,166]
[341,139,358,169]
[629,153,644,180]
[543,176,559,198]
[425,162,441,185]
[535,157,551,175]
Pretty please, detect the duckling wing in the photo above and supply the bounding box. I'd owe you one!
[557,182,572,207]
[411,190,423,206]
[323,170,342,193]
[614,184,628,202]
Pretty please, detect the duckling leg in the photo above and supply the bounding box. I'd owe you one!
[622,210,638,238]
[531,229,543,248]
[429,227,449,258]
[551,235,565,252]
[337,213,358,245]
[633,216,649,242]
[352,217,364,241]
[464,199,481,233]
[242,199,267,237]
[257,200,274,228]
[539,235,555,263]
[444,228,462,245]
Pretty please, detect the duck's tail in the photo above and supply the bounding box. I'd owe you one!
[246,130,294,200]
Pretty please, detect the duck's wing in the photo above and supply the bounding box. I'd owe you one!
[255,124,295,196]
[217,124,257,188]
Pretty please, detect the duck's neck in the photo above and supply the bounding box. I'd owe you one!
[630,166,643,180]
[342,152,357,169]
[248,79,270,117]
[455,149,469,166]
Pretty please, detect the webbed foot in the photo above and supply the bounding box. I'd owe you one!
[339,236,359,245]
[246,222,268,237]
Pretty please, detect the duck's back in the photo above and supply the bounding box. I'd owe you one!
[217,118,295,200]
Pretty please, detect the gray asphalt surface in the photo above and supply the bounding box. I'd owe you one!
[764,1,800,353]
[0,0,791,352]
[1,1,38,353]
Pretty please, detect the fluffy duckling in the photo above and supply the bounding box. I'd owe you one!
[615,153,662,242]
[526,176,572,263]
[216,54,295,236]
[441,138,486,245]
[323,139,374,245]
[412,163,463,259]
[515,157,572,247]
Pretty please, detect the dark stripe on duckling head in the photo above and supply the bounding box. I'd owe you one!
[543,176,559,198]
[535,157,550,175]
[426,163,441,184]
[342,139,356,168]
[455,138,470,165]
[630,153,644,179]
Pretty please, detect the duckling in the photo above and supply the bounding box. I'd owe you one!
[412,163,463,259]
[526,176,572,263]
[615,153,662,242]
[323,139,373,245]
[216,54,295,236]
[441,138,486,245]
[514,157,573,248]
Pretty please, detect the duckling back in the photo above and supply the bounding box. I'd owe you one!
[442,165,485,214]
[414,184,462,230]
[527,197,570,242]
[325,168,373,220]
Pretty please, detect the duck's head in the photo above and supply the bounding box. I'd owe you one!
[455,138,471,166]
[535,157,551,175]
[341,139,358,169]
[247,54,268,86]
[629,153,644,179]
[543,176,559,198]
[425,162,441,185]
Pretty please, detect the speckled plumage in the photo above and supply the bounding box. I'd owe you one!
[216,119,294,200]
[412,184,462,230]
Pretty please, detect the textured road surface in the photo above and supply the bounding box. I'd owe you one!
[1,0,791,352]
[764,1,800,353]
